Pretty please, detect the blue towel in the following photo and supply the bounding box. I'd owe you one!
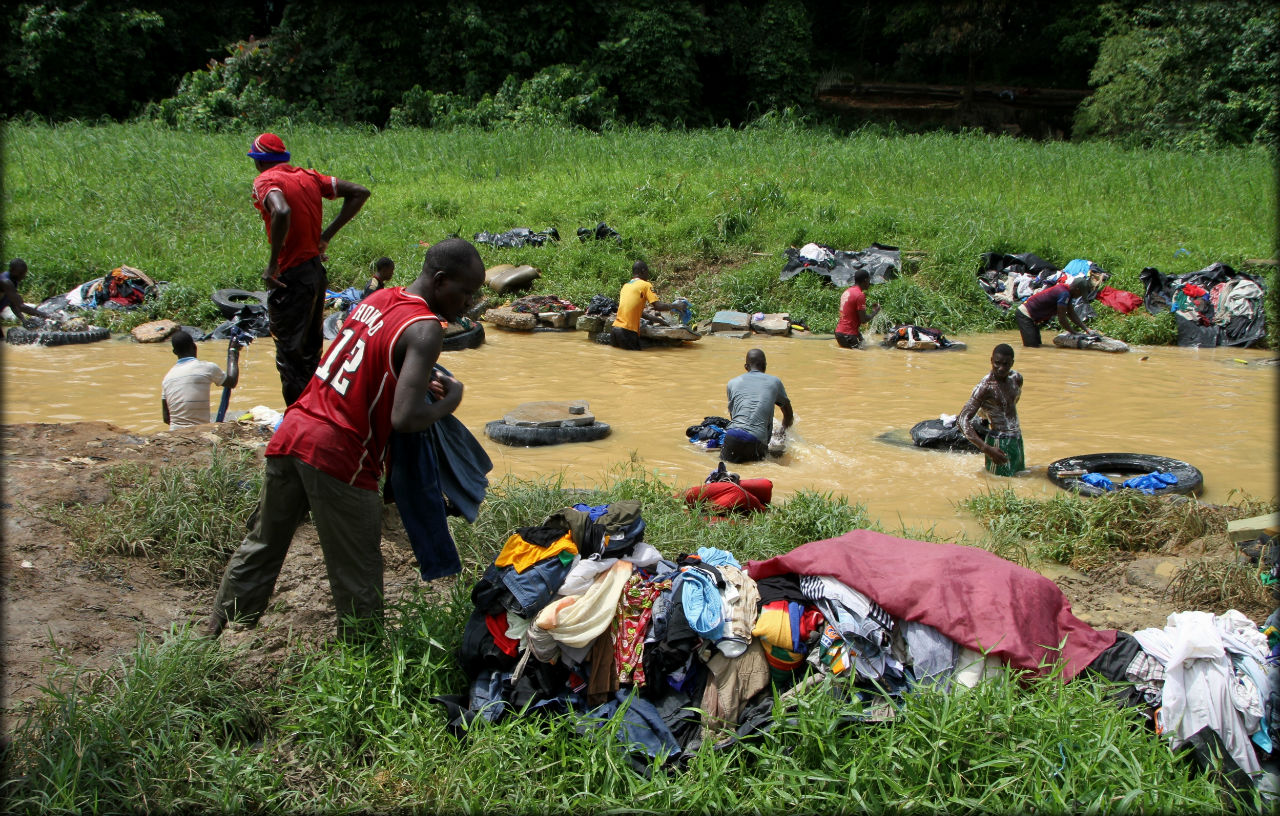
[696,546,740,568]
[1080,472,1115,491]
[680,568,724,640]
[1121,471,1178,494]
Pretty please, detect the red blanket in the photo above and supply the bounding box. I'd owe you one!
[1097,285,1142,314]
[746,529,1115,680]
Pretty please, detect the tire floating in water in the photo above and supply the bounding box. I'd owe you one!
[485,400,610,446]
[4,326,111,346]
[484,420,611,446]
[1047,452,1203,497]
[441,321,485,351]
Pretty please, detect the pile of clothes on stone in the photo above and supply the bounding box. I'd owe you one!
[435,521,1279,784]
[509,294,579,314]
[1140,263,1267,348]
[780,243,900,287]
[879,324,961,350]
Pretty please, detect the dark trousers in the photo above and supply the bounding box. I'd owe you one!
[720,432,767,464]
[835,331,863,349]
[212,455,385,642]
[610,326,642,350]
[1014,308,1043,347]
[268,256,327,405]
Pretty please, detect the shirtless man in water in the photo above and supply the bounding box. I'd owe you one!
[958,343,1024,476]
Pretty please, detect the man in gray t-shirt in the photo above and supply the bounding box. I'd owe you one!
[722,348,793,463]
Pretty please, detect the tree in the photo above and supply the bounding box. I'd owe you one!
[1074,0,1279,147]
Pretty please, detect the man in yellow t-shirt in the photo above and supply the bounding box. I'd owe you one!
[610,260,674,350]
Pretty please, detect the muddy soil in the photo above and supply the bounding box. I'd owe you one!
[1,421,1266,722]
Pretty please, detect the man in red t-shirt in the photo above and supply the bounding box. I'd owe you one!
[202,238,485,642]
[835,269,879,348]
[248,132,371,405]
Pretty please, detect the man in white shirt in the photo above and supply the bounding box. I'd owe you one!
[161,330,241,429]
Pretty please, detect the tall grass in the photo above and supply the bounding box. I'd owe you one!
[3,470,1260,812]
[52,445,262,584]
[5,122,1274,342]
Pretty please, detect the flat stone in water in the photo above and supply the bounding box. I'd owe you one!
[502,400,595,427]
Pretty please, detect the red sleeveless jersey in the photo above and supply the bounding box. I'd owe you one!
[266,287,441,489]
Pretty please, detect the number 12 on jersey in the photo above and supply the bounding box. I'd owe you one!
[314,328,366,396]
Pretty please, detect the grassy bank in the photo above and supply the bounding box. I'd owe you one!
[5,122,1275,343]
[6,461,1275,812]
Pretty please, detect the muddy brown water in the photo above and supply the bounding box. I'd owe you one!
[3,329,1276,541]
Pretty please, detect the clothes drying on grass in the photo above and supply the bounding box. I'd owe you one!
[437,509,1275,783]
[473,226,560,248]
[780,243,900,287]
[976,252,1112,324]
[746,529,1117,680]
[1097,285,1143,314]
[1140,263,1267,348]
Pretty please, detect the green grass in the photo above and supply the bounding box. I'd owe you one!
[962,488,1274,572]
[3,469,1264,812]
[52,445,262,584]
[5,121,1274,343]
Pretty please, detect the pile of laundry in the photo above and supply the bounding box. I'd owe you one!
[434,522,1277,783]
[1090,610,1279,782]
[976,253,1125,321]
[473,227,560,248]
[685,415,731,450]
[509,294,580,314]
[1140,263,1267,348]
[37,265,160,316]
[681,464,773,517]
[879,324,962,350]
[780,243,900,287]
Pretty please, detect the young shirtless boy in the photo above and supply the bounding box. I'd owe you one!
[958,343,1024,476]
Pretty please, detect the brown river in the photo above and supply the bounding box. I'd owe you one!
[4,329,1276,541]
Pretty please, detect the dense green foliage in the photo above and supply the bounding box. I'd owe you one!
[7,2,1275,147]
[2,468,1251,813]
[1075,0,1280,148]
[2,1,1109,130]
[5,122,1274,345]
[4,1,260,120]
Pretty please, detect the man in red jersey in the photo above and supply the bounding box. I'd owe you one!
[834,268,879,349]
[248,132,371,405]
[202,238,485,642]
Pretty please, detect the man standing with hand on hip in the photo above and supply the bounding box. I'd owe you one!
[248,132,370,405]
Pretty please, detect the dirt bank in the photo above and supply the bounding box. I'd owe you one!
[1,421,1265,721]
